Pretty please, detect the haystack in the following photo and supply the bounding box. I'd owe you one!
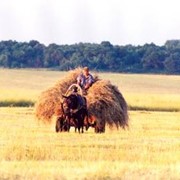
[35,68,128,130]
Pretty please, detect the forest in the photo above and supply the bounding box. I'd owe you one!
[0,39,180,74]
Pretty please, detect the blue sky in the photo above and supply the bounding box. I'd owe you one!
[0,0,180,46]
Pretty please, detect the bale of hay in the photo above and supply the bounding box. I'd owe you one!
[35,68,83,122]
[86,80,128,130]
[35,68,128,130]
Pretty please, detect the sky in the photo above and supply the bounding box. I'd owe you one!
[0,0,180,46]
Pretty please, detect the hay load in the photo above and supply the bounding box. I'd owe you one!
[35,68,128,132]
[86,80,128,130]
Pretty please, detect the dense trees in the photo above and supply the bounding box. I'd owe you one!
[0,40,180,74]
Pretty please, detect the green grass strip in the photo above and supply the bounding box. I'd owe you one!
[0,100,35,107]
[0,100,179,112]
[129,105,180,112]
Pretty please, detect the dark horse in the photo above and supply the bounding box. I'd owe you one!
[56,93,88,133]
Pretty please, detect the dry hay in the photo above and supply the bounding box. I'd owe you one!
[86,80,128,129]
[35,68,128,130]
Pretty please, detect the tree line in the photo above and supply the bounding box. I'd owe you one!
[0,40,180,74]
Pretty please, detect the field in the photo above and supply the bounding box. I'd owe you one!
[1,69,180,111]
[0,69,180,179]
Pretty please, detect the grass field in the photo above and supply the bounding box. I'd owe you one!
[0,108,179,179]
[1,68,180,111]
[0,69,180,179]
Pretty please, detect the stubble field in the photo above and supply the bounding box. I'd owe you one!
[0,69,180,179]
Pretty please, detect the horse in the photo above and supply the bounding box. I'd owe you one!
[56,84,88,133]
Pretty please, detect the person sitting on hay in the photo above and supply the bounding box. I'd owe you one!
[77,67,94,92]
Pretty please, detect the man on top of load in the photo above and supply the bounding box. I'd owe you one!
[76,67,94,91]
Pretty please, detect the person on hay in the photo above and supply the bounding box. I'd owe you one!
[69,67,94,107]
[76,67,94,94]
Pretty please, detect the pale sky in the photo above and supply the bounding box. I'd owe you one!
[0,0,180,46]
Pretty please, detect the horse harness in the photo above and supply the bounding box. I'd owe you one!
[61,93,87,121]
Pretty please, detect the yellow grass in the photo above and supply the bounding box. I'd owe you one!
[0,107,180,179]
[0,69,180,179]
[125,93,180,111]
[0,69,66,102]
[101,72,180,111]
[1,69,180,111]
